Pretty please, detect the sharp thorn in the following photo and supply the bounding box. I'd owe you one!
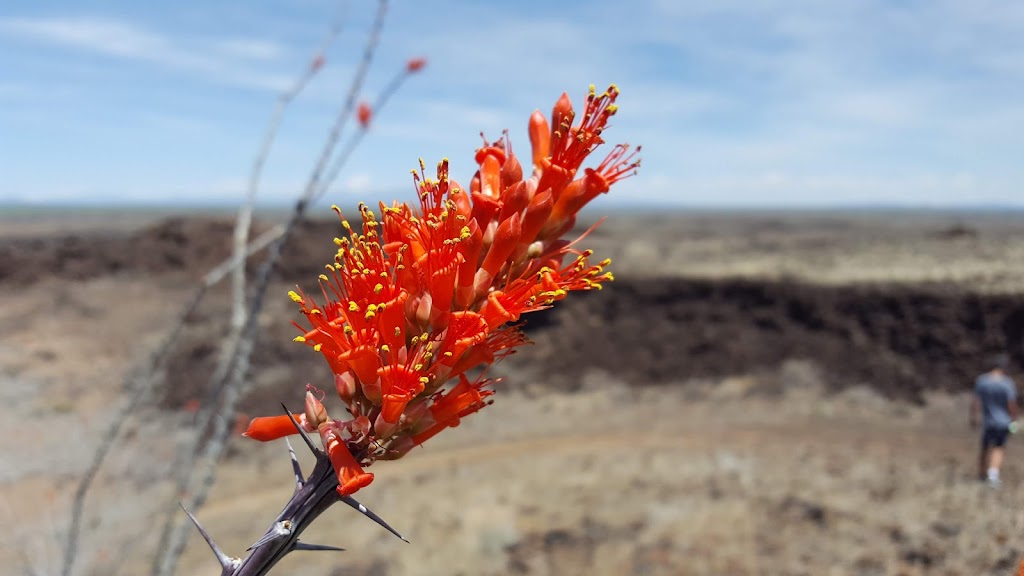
[339,493,410,543]
[292,540,345,552]
[246,532,280,552]
[180,503,240,571]
[285,437,305,491]
[246,520,294,551]
[282,402,320,455]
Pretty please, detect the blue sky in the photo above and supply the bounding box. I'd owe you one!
[1,0,1021,208]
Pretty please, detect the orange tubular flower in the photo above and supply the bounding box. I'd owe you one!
[244,84,639,496]
[243,413,309,441]
[323,424,374,496]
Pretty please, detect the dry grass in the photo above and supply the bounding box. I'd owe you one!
[3,211,1024,575]
[588,210,1024,293]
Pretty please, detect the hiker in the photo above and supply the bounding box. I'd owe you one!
[970,354,1018,486]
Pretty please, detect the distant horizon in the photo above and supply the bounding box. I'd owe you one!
[4,197,1024,215]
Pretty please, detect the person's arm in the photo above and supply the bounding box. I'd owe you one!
[970,395,980,428]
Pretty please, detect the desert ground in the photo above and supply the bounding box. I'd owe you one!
[2,207,1024,575]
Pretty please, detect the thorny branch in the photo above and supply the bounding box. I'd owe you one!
[61,214,289,576]
[217,5,347,401]
[61,276,205,576]
[181,416,405,576]
[152,1,392,574]
[314,57,420,203]
[62,1,418,574]
[152,6,347,563]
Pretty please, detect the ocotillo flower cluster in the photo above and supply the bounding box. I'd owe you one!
[244,84,640,497]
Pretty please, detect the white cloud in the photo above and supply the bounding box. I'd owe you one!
[212,38,285,62]
[0,16,166,58]
[0,16,292,91]
[338,172,372,195]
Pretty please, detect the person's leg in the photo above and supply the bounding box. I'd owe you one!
[990,446,1005,473]
[985,429,1008,484]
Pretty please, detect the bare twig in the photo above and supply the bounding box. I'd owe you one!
[314,60,422,203]
[61,2,409,573]
[152,2,391,574]
[191,0,346,474]
[60,283,204,576]
[202,224,287,286]
[151,6,347,571]
[59,222,286,576]
[219,5,347,391]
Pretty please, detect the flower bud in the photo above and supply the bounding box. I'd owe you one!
[362,376,383,404]
[304,388,329,428]
[334,371,357,404]
[374,409,400,439]
[357,102,372,128]
[528,110,550,170]
[406,57,427,72]
[551,92,574,140]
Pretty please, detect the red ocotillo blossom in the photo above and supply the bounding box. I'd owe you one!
[406,57,427,73]
[244,85,640,496]
[356,101,372,128]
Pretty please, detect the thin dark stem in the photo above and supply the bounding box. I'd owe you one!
[153,2,390,574]
[153,7,346,565]
[60,284,206,576]
[314,62,419,203]
[60,167,295,576]
[220,3,347,394]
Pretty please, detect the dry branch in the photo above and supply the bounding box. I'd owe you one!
[152,2,391,574]
[60,221,290,576]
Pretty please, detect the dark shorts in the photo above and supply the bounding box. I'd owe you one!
[982,426,1010,448]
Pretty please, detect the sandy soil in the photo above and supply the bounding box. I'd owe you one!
[2,209,1024,576]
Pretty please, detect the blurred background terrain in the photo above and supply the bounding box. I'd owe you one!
[2,208,1024,575]
[3,1,1023,574]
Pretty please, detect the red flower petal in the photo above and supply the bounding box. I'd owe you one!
[242,414,304,441]
[324,427,374,496]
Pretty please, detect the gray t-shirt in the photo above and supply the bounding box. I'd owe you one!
[975,372,1017,429]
